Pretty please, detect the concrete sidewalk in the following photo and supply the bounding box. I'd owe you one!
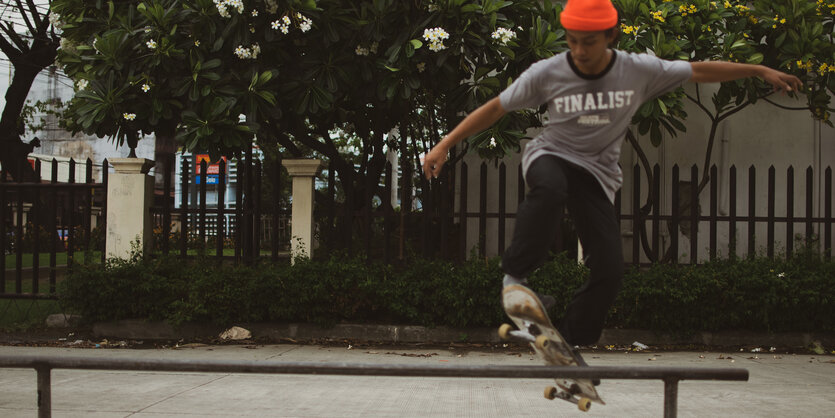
[0,343,832,417]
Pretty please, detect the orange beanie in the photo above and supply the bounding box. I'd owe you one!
[560,0,618,31]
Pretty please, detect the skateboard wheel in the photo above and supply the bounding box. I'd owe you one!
[498,323,513,340]
[534,335,550,350]
[577,397,592,412]
[544,386,558,400]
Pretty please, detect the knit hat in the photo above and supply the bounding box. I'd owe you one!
[560,0,618,31]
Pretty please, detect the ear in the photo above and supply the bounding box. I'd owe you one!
[606,27,620,46]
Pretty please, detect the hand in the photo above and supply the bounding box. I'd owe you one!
[422,142,449,179]
[761,67,802,94]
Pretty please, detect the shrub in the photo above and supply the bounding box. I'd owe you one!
[59,251,835,335]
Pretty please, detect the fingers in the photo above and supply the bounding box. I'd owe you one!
[422,157,439,180]
[772,73,802,95]
[422,160,432,179]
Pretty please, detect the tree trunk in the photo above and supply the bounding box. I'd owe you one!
[0,66,42,183]
[0,35,58,183]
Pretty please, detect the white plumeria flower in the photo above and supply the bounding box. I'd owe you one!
[49,13,64,30]
[76,79,89,90]
[488,137,497,148]
[777,272,786,278]
[251,9,258,17]
[423,27,449,52]
[491,27,516,45]
[355,45,369,56]
[123,113,137,121]
[141,84,151,93]
[234,45,251,59]
[146,39,157,49]
[234,44,260,59]
[272,19,289,34]
[282,15,291,25]
[214,0,243,18]
[369,42,378,53]
[194,40,201,47]
[299,15,313,32]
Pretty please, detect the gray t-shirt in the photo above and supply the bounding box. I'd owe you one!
[499,49,692,202]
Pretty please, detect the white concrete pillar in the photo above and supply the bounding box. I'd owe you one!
[106,158,155,260]
[281,159,323,261]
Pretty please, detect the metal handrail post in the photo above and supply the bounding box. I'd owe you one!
[663,377,680,418]
[36,364,51,418]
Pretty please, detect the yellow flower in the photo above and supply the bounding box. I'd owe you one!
[620,24,637,35]
[819,63,830,75]
[780,18,786,24]
[650,11,665,22]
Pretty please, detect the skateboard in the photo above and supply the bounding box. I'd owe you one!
[498,284,604,412]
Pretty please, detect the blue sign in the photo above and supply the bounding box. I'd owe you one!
[195,175,219,185]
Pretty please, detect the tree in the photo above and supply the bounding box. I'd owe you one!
[53,0,834,259]
[0,0,60,182]
[53,0,563,251]
[614,0,834,262]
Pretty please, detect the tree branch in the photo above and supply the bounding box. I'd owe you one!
[14,0,37,39]
[1,21,29,53]
[684,92,716,123]
[762,97,808,111]
[0,31,21,60]
[25,0,43,30]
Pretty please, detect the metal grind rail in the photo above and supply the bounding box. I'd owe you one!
[0,355,749,418]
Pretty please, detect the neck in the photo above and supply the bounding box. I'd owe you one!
[575,49,613,76]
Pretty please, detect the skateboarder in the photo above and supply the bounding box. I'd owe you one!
[422,0,801,355]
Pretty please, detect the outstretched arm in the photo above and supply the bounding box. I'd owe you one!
[422,96,507,179]
[690,61,802,94]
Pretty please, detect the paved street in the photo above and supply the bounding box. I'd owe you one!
[0,343,832,417]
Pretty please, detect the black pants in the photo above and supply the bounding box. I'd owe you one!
[502,155,623,346]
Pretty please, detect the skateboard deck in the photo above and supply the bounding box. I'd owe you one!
[499,284,603,411]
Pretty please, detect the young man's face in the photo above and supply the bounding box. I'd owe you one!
[565,30,616,73]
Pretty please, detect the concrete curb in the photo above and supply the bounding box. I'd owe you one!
[90,320,835,348]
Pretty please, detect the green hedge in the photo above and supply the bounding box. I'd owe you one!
[59,251,835,335]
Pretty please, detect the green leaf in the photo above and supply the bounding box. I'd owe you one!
[658,99,668,115]
[410,39,423,49]
[774,31,787,48]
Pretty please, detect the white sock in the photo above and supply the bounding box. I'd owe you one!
[502,274,528,288]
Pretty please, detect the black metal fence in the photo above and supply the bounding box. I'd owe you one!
[0,158,106,300]
[321,160,834,265]
[150,150,291,264]
[3,155,832,302]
